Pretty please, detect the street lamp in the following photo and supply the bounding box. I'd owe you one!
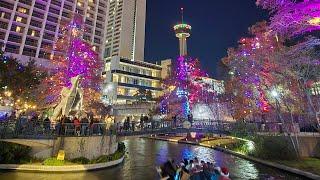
[271,88,282,130]
[271,89,279,98]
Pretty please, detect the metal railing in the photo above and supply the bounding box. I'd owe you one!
[0,120,232,139]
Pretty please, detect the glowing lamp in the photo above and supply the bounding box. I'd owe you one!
[309,17,320,26]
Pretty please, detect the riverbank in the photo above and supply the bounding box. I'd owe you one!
[0,156,124,172]
[144,135,320,180]
[0,142,126,172]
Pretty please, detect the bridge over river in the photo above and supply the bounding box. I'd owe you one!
[0,120,231,159]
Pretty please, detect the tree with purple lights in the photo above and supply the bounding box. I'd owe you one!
[40,14,103,108]
[159,56,216,119]
[256,0,320,128]
[256,0,320,38]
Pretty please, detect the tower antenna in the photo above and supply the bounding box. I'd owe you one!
[181,7,184,23]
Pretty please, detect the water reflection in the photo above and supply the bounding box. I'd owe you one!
[0,138,303,180]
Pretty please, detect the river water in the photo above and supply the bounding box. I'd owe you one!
[0,138,304,180]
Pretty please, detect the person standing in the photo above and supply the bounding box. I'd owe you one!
[73,117,81,136]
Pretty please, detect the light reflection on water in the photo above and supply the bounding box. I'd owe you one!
[0,138,303,180]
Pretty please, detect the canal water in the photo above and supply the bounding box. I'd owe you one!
[0,138,304,180]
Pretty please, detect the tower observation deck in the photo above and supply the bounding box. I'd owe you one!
[174,8,192,56]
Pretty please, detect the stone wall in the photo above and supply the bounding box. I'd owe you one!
[297,136,320,158]
[51,136,118,160]
[8,136,119,160]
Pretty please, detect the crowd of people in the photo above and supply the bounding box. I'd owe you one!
[159,157,230,180]
[0,111,109,136]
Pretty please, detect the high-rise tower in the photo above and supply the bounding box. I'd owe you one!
[0,0,109,65]
[103,0,146,61]
[174,8,192,56]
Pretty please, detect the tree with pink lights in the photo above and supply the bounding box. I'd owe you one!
[256,0,320,38]
[256,0,320,128]
[159,56,215,119]
[39,14,103,108]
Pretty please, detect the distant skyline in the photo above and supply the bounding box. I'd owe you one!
[144,0,269,79]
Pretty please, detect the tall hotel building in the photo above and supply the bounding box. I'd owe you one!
[0,0,168,105]
[103,0,145,61]
[102,0,168,105]
[0,0,108,64]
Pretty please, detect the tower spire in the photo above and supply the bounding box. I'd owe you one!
[174,8,191,56]
[181,7,184,23]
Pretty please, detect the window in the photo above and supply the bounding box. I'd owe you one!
[117,87,125,96]
[8,34,22,43]
[104,47,110,58]
[15,26,23,33]
[133,79,138,85]
[30,20,42,28]
[5,44,19,53]
[16,16,22,22]
[17,7,28,14]
[112,74,119,82]
[0,1,14,10]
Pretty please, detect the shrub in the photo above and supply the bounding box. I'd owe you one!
[118,142,125,153]
[0,142,31,164]
[230,121,257,139]
[93,142,125,164]
[252,136,298,160]
[71,157,90,164]
[43,158,65,166]
[225,140,254,155]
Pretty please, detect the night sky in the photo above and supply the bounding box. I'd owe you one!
[144,0,269,79]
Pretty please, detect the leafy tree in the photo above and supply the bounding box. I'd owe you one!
[256,0,320,38]
[0,50,46,106]
[39,14,103,108]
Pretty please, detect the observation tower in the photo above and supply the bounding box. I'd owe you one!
[174,8,192,56]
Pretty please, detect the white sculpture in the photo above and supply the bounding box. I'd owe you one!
[51,75,84,121]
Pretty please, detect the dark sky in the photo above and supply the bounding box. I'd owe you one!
[144,0,269,79]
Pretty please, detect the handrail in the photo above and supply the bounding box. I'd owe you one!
[0,120,231,139]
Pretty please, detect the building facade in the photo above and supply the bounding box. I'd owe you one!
[0,0,108,65]
[102,56,164,104]
[103,0,146,61]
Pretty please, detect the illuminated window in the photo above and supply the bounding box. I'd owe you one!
[128,88,136,96]
[15,26,22,33]
[117,87,125,95]
[17,7,27,14]
[1,12,5,18]
[31,30,36,36]
[112,74,119,82]
[152,70,158,77]
[105,63,110,71]
[152,81,159,88]
[120,76,125,83]
[16,16,22,23]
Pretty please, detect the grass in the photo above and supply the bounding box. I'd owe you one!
[276,158,320,176]
[200,137,238,147]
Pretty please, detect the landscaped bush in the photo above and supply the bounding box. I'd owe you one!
[43,158,65,166]
[71,157,90,164]
[252,136,298,160]
[68,142,126,165]
[0,142,31,164]
[95,143,125,163]
[225,140,254,155]
[230,121,258,139]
